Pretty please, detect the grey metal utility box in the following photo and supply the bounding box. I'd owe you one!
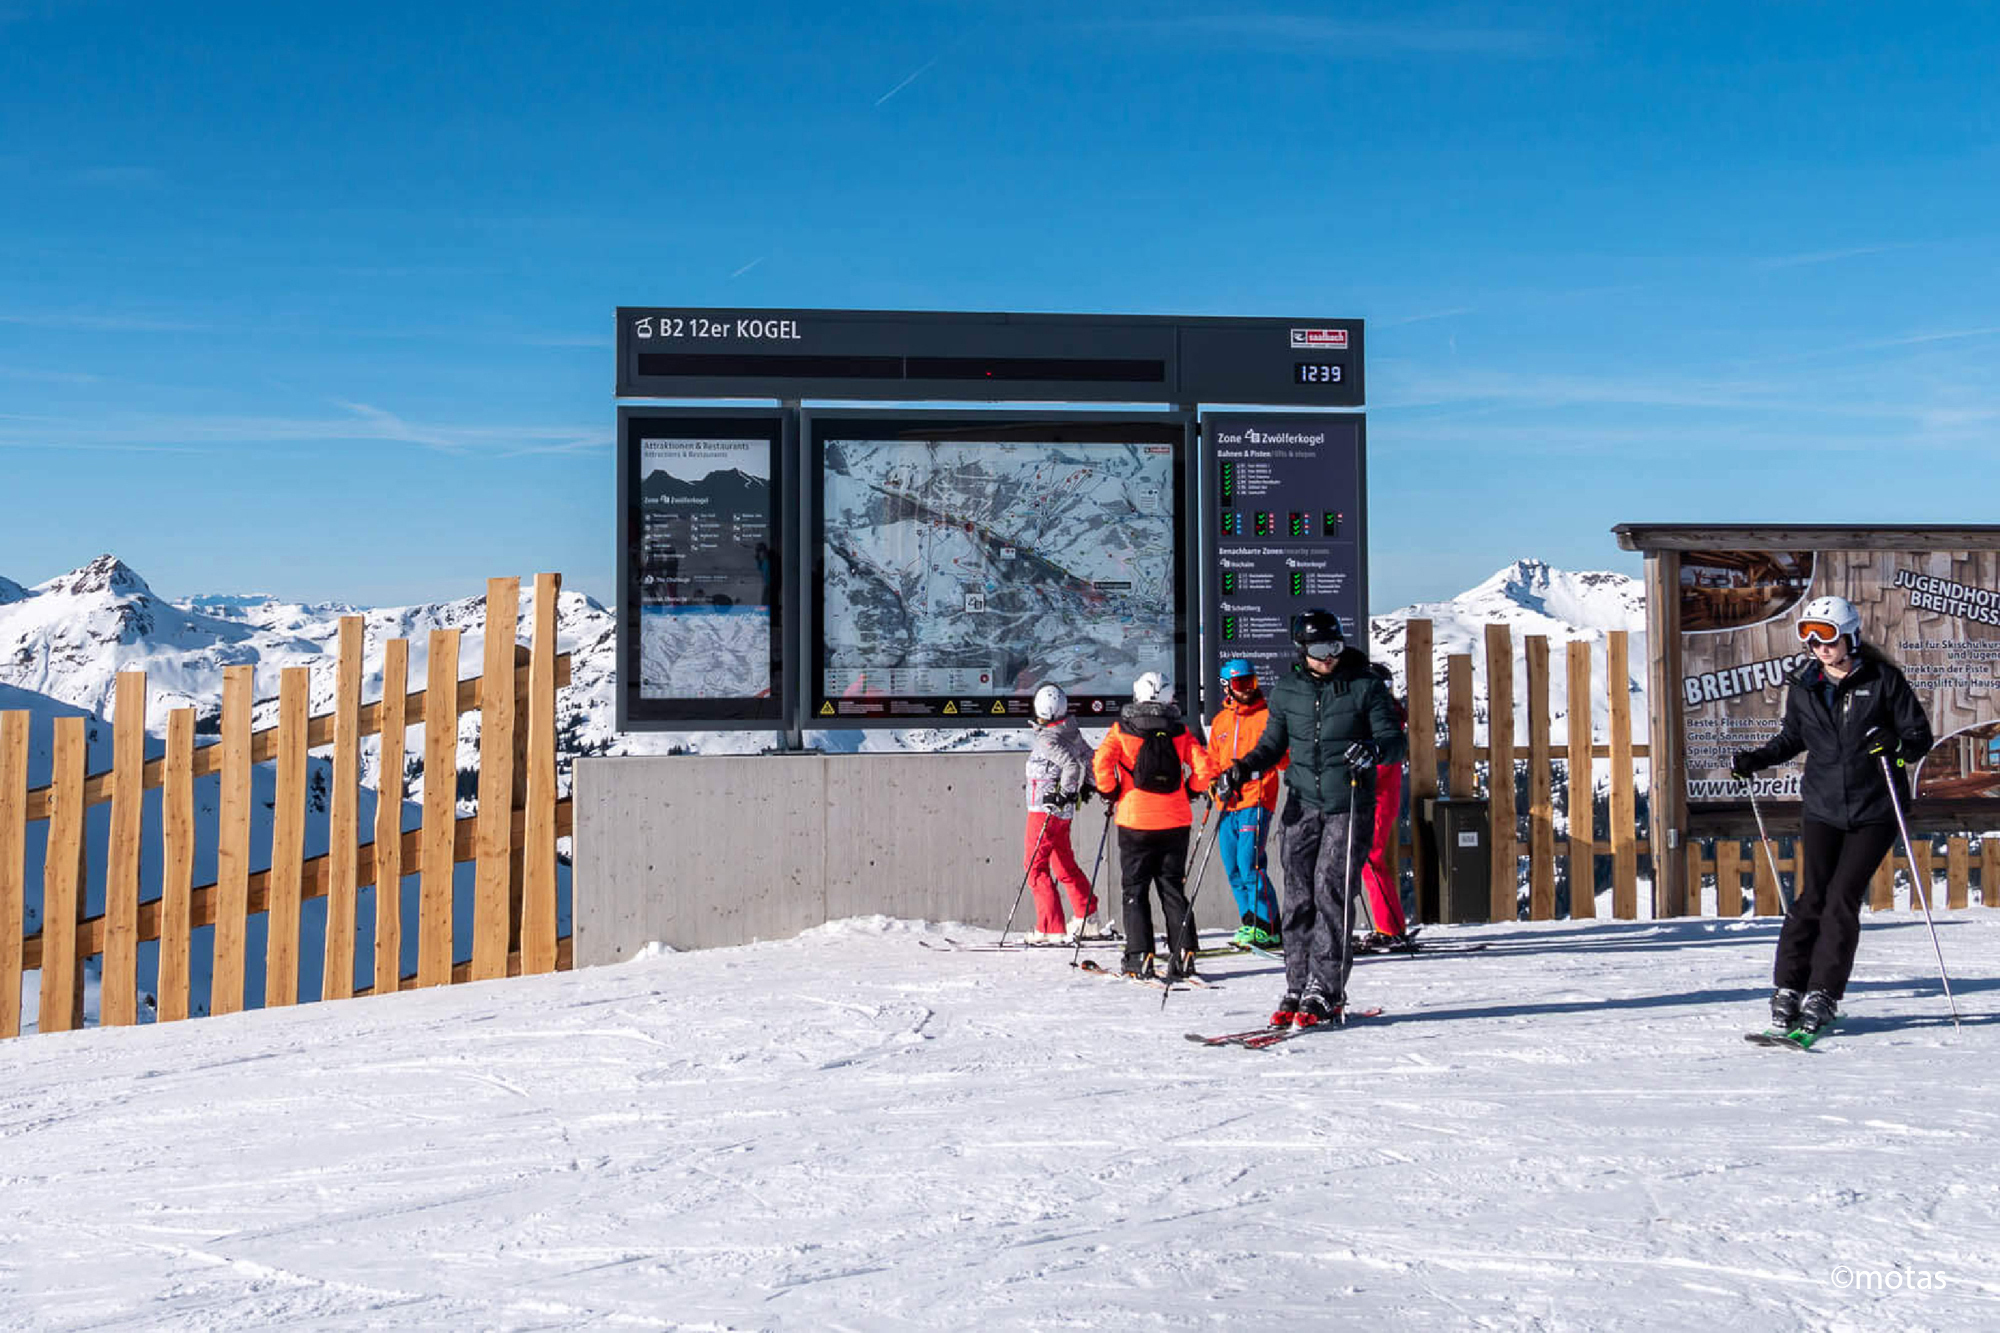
[1424,798,1492,925]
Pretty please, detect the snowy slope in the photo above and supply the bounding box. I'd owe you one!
[1370,557,1649,745]
[1,913,1992,1327]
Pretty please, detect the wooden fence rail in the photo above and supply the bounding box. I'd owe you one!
[0,574,575,1038]
[1393,617,1996,922]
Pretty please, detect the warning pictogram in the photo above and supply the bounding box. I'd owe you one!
[942,701,958,715]
[990,700,1006,714]
[818,701,834,716]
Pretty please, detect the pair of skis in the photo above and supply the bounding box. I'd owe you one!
[1073,958,1215,992]
[1186,1007,1385,1049]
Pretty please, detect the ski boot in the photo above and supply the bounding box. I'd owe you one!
[1270,992,1301,1027]
[1769,987,1803,1032]
[1247,921,1282,949]
[1293,983,1339,1029]
[1120,954,1158,981]
[1797,989,1837,1035]
[1232,915,1256,947]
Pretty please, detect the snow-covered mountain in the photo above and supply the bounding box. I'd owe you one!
[0,554,1648,776]
[1370,558,1649,744]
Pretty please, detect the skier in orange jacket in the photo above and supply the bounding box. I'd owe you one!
[1091,671,1214,980]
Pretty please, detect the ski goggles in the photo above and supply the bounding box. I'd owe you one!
[1226,673,1258,691]
[1796,619,1846,646]
[1303,639,1344,660]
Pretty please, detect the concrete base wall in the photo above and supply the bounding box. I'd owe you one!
[574,755,1284,964]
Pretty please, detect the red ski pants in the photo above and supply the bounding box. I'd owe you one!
[1025,811,1096,933]
[1361,764,1408,936]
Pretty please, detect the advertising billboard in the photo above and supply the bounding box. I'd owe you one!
[1681,547,2000,814]
[804,411,1193,726]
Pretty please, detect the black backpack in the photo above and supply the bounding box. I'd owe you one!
[1130,725,1185,794]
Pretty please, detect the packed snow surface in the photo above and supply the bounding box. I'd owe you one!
[3,913,1996,1329]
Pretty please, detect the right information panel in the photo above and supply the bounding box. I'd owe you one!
[1681,548,2000,809]
[1204,412,1367,693]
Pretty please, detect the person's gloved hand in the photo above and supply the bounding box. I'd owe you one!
[1344,740,1378,773]
[1731,751,1761,781]
[1076,782,1096,807]
[1861,725,1898,758]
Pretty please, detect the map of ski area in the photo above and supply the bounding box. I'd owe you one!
[822,438,1177,699]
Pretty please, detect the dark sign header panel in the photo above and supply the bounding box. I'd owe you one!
[1199,413,1368,723]
[804,410,1194,728]
[616,308,1363,407]
[616,408,792,730]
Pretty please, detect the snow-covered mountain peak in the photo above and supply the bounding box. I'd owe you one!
[34,554,157,601]
[1457,558,1646,631]
[0,575,25,606]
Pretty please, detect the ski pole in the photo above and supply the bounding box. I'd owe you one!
[1161,797,1223,1011]
[1071,800,1116,968]
[1338,773,1359,1026]
[1879,754,1961,1031]
[1745,783,1793,915]
[1000,811,1054,949]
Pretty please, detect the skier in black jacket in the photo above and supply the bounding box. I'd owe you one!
[1214,610,1407,1027]
[1732,594,1932,1037]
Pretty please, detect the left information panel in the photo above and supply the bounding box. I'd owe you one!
[617,408,791,729]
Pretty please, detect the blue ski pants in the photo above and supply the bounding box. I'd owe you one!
[1218,805,1280,927]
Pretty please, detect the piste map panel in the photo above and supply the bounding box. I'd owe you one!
[1205,413,1367,692]
[809,413,1191,725]
[618,409,786,727]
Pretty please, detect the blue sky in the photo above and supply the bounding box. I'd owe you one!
[2,1,1996,611]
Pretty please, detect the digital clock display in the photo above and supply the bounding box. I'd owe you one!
[1294,362,1344,385]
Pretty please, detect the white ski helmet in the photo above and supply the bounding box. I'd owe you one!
[1032,682,1069,723]
[1796,594,1862,648]
[1132,671,1174,705]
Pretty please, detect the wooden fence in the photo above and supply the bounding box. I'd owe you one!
[0,574,574,1038]
[1397,617,1996,922]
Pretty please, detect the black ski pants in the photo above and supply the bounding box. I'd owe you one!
[1277,791,1372,1001]
[1773,818,1897,1000]
[1118,825,1195,974]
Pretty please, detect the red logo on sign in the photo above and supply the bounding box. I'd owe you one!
[1290,328,1349,349]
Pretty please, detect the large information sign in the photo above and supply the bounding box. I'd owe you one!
[805,410,1193,726]
[1680,547,2000,816]
[1200,413,1367,716]
[617,408,790,729]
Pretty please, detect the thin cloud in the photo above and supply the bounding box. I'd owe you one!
[0,310,211,333]
[875,56,939,106]
[1092,14,1562,58]
[1378,306,1477,328]
[729,256,766,279]
[0,407,609,455]
[1755,242,1915,270]
[66,165,165,188]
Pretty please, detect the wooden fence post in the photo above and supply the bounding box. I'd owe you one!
[1752,838,1781,916]
[1525,635,1555,921]
[265,666,309,1008]
[0,711,25,1038]
[1607,631,1637,919]
[1485,626,1517,922]
[1684,840,1707,917]
[1566,640,1595,919]
[102,671,146,1026]
[1947,836,1969,910]
[419,629,461,988]
[1984,836,1999,909]
[1404,619,1437,924]
[214,665,255,1016]
[473,577,521,981]
[1446,655,1474,798]
[158,709,196,1023]
[1716,838,1742,918]
[372,640,410,996]
[39,718,87,1033]
[522,573,562,974]
[324,616,364,1001]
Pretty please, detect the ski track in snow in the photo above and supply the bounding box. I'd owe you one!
[2,916,1998,1330]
